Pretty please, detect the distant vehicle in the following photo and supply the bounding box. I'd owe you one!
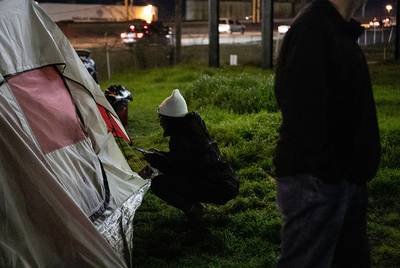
[362,17,394,29]
[218,18,245,34]
[382,17,392,28]
[120,19,149,45]
[120,19,172,46]
[147,21,173,45]
[369,17,380,28]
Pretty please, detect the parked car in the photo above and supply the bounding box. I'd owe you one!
[218,18,245,34]
[120,19,172,46]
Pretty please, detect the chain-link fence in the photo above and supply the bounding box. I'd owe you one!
[76,25,398,83]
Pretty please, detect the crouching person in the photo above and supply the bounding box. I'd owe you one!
[144,89,239,222]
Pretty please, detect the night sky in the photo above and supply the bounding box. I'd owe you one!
[38,0,396,21]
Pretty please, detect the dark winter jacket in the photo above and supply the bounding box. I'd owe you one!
[150,112,238,186]
[274,0,381,184]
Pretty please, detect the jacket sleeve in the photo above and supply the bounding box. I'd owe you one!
[275,26,331,176]
[163,114,215,175]
[144,151,171,172]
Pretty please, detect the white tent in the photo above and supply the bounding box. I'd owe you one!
[0,0,150,267]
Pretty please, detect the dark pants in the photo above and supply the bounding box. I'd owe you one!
[276,174,370,268]
[151,174,238,213]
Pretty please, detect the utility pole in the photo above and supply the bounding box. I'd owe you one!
[175,0,182,64]
[361,2,367,17]
[209,0,219,67]
[124,0,129,20]
[261,0,273,69]
[252,0,256,23]
[252,0,261,23]
[396,0,400,61]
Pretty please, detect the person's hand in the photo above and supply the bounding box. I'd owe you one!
[149,148,163,154]
[143,151,165,168]
[138,165,156,180]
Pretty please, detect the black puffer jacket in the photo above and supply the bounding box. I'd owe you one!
[274,0,381,184]
[152,112,238,186]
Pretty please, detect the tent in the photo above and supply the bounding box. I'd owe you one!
[0,0,150,267]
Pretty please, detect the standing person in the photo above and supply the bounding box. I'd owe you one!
[274,0,381,267]
[143,89,239,222]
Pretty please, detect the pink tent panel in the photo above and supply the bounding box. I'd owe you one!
[7,66,86,153]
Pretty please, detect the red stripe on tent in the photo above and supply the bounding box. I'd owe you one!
[97,105,131,143]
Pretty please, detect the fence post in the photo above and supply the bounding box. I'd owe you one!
[106,47,111,80]
[275,34,281,56]
[208,0,219,67]
[104,32,111,80]
[261,0,273,69]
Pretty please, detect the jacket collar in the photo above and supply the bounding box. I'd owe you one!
[314,0,364,40]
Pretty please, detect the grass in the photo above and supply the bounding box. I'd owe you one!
[101,63,400,268]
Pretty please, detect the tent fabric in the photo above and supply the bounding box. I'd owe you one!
[98,104,131,143]
[0,81,128,268]
[0,0,150,267]
[7,66,109,218]
[66,78,145,208]
[7,66,87,154]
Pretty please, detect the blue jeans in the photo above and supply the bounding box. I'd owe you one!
[276,175,370,268]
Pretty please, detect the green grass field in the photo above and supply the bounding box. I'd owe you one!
[102,63,400,268]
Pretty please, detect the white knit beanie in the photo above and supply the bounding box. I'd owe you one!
[158,89,188,117]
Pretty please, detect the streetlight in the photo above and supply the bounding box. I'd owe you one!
[386,4,393,15]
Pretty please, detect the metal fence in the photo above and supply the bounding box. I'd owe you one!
[85,27,397,82]
[358,27,395,46]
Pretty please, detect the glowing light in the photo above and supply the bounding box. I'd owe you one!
[386,4,393,13]
[369,20,380,27]
[137,32,144,38]
[129,25,135,30]
[143,5,153,23]
[278,25,290,34]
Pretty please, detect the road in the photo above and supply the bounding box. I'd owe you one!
[69,27,395,49]
[70,31,280,49]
